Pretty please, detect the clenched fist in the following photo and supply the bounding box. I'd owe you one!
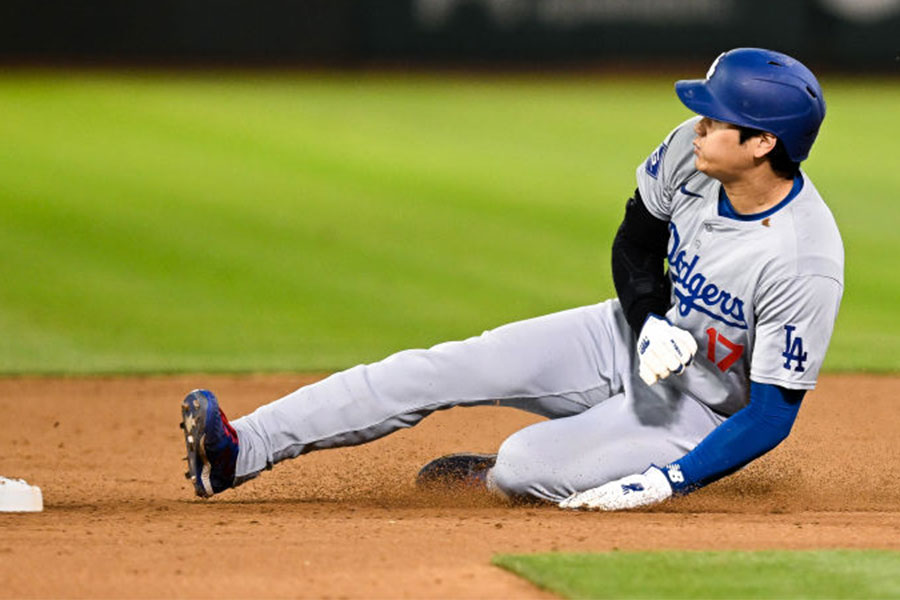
[637,314,698,385]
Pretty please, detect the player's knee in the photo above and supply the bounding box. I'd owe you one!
[489,431,565,502]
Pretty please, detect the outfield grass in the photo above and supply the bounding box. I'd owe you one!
[0,71,897,373]
[494,550,900,599]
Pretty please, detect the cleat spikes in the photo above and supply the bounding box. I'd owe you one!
[180,389,238,498]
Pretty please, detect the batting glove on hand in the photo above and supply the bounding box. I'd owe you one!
[558,466,673,511]
[637,314,698,386]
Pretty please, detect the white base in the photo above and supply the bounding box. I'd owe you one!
[0,476,43,512]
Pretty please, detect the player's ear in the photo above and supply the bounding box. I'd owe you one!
[753,132,779,159]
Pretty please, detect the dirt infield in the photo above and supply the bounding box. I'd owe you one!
[1,374,898,598]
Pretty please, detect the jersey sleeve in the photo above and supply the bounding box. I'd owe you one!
[750,275,843,389]
[635,117,700,221]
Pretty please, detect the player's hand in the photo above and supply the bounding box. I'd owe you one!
[558,466,673,511]
[637,314,697,385]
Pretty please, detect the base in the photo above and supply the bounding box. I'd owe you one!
[0,477,44,512]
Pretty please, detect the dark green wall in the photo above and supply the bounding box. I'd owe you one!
[2,0,897,70]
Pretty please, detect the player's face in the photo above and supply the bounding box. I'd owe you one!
[691,117,754,182]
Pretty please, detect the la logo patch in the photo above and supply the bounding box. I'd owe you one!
[782,324,808,372]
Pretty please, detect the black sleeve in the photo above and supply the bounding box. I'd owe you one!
[611,188,671,335]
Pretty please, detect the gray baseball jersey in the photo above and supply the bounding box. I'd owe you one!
[637,116,844,416]
[228,117,844,502]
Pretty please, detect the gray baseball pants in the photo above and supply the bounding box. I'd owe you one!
[232,299,724,502]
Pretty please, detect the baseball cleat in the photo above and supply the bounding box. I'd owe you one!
[180,389,239,498]
[416,453,497,490]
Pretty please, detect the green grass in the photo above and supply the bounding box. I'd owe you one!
[0,71,898,373]
[494,550,900,599]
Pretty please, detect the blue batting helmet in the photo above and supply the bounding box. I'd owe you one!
[675,48,826,162]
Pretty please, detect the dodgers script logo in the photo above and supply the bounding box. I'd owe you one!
[668,223,748,330]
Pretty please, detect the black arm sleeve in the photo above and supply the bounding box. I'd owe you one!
[611,188,671,335]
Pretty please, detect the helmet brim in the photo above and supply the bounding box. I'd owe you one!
[675,79,747,129]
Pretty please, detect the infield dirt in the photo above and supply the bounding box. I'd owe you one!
[1,374,899,598]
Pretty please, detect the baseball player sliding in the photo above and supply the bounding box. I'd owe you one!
[180,48,843,511]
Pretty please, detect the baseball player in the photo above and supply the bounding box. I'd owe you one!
[181,48,843,511]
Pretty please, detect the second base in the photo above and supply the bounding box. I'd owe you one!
[0,476,44,512]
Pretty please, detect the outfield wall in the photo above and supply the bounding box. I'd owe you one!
[2,0,898,69]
